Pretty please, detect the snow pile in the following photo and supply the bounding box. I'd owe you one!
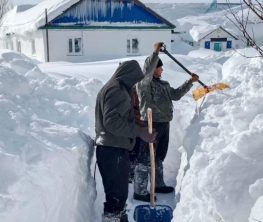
[1,42,263,222]
[173,48,263,222]
[0,50,100,222]
[0,46,228,222]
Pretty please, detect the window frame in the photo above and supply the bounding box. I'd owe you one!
[31,40,36,56]
[17,41,21,53]
[226,40,232,49]
[68,37,83,56]
[205,41,210,49]
[126,38,140,55]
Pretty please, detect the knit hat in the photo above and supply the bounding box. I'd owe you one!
[156,59,163,68]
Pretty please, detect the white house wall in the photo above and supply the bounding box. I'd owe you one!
[35,31,46,62]
[199,38,238,51]
[0,31,46,62]
[0,29,171,62]
[19,31,46,61]
[46,29,171,62]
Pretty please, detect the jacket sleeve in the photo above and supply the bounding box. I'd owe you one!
[170,79,193,101]
[136,52,160,120]
[141,52,159,83]
[131,87,142,126]
[103,87,137,139]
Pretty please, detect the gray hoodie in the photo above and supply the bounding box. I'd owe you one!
[95,60,144,150]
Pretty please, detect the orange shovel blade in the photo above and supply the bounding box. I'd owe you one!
[192,83,229,101]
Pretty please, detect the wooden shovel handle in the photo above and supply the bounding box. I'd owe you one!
[147,108,155,208]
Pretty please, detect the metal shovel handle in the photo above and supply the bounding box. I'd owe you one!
[160,44,208,88]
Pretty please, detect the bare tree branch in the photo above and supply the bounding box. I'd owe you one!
[0,0,12,20]
[243,0,263,20]
[226,0,263,57]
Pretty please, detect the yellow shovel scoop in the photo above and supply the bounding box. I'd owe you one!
[192,83,229,101]
[160,45,229,101]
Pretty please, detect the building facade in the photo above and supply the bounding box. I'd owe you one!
[0,0,175,62]
[197,26,239,52]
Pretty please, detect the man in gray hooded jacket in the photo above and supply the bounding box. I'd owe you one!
[95,60,155,222]
[133,42,199,202]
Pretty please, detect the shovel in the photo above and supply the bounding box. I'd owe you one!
[160,44,229,101]
[134,108,173,222]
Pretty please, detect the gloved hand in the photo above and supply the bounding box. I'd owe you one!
[190,73,199,83]
[137,127,156,143]
[154,42,164,54]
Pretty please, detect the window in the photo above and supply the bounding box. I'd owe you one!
[17,41,21,53]
[226,40,232,49]
[205,41,210,49]
[68,38,82,55]
[127,39,131,53]
[132,39,139,53]
[127,38,139,54]
[69,39,73,53]
[74,38,81,53]
[10,41,14,50]
[211,38,227,42]
[31,40,36,55]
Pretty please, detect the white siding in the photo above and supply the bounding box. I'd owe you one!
[19,31,46,61]
[0,29,172,62]
[46,29,171,62]
[0,31,46,61]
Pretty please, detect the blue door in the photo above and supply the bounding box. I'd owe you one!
[214,43,222,51]
[205,41,210,49]
[227,41,232,49]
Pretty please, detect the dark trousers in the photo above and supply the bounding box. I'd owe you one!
[134,122,170,194]
[96,145,130,214]
[128,137,141,180]
[137,122,170,164]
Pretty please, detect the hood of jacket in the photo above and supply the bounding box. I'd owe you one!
[112,60,144,89]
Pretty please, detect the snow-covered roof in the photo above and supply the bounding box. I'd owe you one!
[16,4,35,12]
[189,24,218,42]
[0,0,175,37]
[0,0,78,36]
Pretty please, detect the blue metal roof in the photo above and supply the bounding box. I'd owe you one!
[50,0,174,28]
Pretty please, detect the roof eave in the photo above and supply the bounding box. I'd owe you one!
[198,26,239,42]
[39,25,173,30]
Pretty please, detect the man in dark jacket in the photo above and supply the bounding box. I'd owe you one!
[133,42,199,202]
[95,60,155,222]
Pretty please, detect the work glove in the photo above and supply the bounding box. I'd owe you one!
[137,127,156,143]
[190,73,199,83]
[154,42,164,54]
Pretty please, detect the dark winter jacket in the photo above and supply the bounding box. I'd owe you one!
[131,86,142,126]
[95,60,144,151]
[136,53,193,122]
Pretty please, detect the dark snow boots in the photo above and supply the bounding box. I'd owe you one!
[155,186,174,193]
[133,161,174,202]
[102,210,128,222]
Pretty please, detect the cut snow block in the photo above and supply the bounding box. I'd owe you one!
[134,205,173,222]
